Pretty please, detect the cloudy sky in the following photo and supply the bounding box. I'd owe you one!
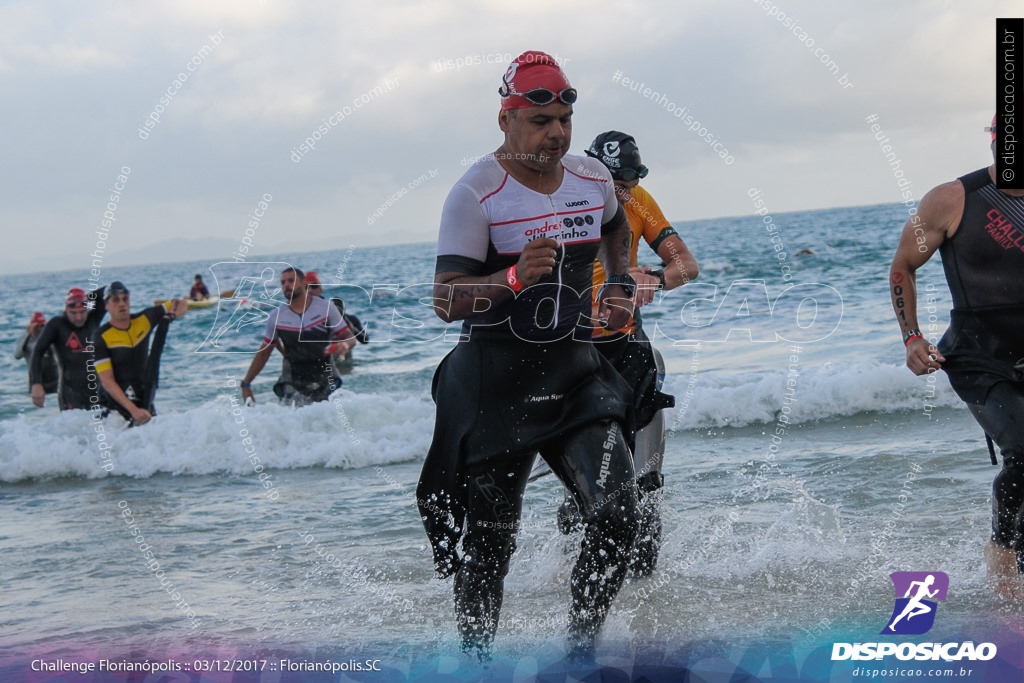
[1,0,1009,274]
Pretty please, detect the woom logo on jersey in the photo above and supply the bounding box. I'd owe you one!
[831,571,997,662]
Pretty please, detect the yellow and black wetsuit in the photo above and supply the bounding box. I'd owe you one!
[94,303,169,419]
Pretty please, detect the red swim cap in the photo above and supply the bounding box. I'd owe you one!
[31,312,46,326]
[305,270,321,285]
[499,51,573,110]
[65,287,87,307]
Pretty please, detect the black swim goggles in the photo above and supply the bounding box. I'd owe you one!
[499,79,578,106]
[612,165,649,182]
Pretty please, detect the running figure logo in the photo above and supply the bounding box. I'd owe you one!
[196,264,286,353]
[881,571,949,635]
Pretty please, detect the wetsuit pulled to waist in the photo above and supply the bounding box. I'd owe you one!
[938,303,1024,404]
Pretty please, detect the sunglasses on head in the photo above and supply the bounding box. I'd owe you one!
[499,79,578,106]
[613,165,649,182]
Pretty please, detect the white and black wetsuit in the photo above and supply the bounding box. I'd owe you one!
[263,297,347,405]
[937,168,1024,552]
[416,154,639,655]
[278,297,361,385]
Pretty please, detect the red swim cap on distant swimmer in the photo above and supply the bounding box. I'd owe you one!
[499,51,574,110]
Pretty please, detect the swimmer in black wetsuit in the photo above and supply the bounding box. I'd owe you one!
[30,287,107,410]
[554,132,700,576]
[417,51,640,660]
[889,114,1024,598]
[17,312,58,396]
[94,282,188,425]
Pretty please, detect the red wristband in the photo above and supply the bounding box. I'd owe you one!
[507,265,524,293]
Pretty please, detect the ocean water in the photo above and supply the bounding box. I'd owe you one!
[2,201,1021,681]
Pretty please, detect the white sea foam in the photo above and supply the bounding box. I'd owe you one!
[664,360,961,431]
[1,358,963,482]
[0,390,433,482]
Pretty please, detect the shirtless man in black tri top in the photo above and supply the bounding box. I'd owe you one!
[889,115,1024,598]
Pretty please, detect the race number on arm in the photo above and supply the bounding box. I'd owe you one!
[888,181,962,375]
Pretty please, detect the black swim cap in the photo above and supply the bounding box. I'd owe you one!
[586,131,643,175]
[106,281,130,299]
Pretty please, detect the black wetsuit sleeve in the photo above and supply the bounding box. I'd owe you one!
[144,305,169,326]
[87,287,107,326]
[600,204,627,235]
[29,319,59,385]
[436,254,487,276]
[649,226,680,254]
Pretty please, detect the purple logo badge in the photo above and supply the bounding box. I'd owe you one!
[881,571,949,635]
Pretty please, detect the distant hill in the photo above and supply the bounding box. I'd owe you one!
[4,237,355,276]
